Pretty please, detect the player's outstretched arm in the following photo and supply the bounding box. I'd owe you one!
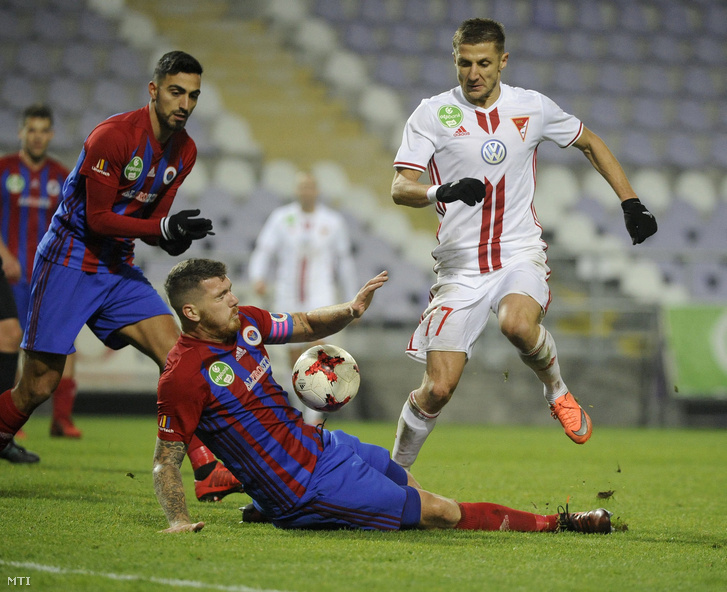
[573,126,657,244]
[153,438,205,534]
[289,271,389,343]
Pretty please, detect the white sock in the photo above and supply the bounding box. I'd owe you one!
[391,392,440,470]
[519,326,568,406]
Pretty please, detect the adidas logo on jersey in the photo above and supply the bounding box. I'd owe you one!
[235,346,246,361]
[453,126,470,137]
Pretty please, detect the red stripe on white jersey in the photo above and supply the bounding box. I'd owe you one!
[478,176,506,273]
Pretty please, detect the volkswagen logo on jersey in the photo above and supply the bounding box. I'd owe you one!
[243,326,262,346]
[481,140,507,165]
[163,166,178,185]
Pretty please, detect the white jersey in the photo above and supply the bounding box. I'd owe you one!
[394,83,583,274]
[248,202,358,311]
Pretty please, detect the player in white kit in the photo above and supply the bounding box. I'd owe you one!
[391,18,657,469]
[248,171,358,424]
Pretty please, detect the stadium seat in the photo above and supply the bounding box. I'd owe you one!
[292,17,338,63]
[118,10,157,49]
[61,43,102,80]
[260,159,300,199]
[15,43,58,78]
[673,170,718,218]
[630,169,673,217]
[311,159,352,201]
[210,114,261,160]
[692,35,726,66]
[106,45,146,82]
[630,97,673,132]
[0,8,29,41]
[321,51,370,99]
[313,0,357,23]
[1,75,38,110]
[175,159,210,202]
[33,8,77,41]
[663,133,706,169]
[389,23,431,55]
[357,85,406,138]
[92,80,134,115]
[47,77,89,116]
[211,158,258,202]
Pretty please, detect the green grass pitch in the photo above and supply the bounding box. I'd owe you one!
[2,416,726,592]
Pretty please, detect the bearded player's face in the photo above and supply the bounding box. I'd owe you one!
[196,276,241,342]
[150,72,201,135]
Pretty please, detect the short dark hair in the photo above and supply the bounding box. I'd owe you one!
[21,103,53,127]
[452,18,506,55]
[165,258,227,316]
[153,51,203,83]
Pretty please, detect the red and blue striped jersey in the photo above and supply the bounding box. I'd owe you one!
[37,105,197,273]
[0,154,69,284]
[157,307,324,516]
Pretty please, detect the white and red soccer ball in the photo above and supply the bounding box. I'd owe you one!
[292,344,360,412]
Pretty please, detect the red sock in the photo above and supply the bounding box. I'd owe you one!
[455,503,558,532]
[0,389,30,450]
[52,378,77,421]
[187,434,216,470]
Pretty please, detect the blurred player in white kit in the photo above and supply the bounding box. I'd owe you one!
[248,171,358,424]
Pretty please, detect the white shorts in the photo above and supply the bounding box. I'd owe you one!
[406,251,551,363]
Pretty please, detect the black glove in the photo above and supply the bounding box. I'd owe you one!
[162,209,214,241]
[435,178,486,207]
[159,235,193,256]
[621,198,657,245]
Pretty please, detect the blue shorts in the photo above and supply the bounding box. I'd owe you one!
[270,430,421,531]
[21,255,173,355]
[11,283,30,331]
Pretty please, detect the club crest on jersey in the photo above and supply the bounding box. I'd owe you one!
[242,326,262,346]
[163,166,178,185]
[437,105,463,128]
[5,174,25,193]
[209,361,235,387]
[481,140,507,165]
[511,116,530,141]
[46,179,61,197]
[124,156,144,181]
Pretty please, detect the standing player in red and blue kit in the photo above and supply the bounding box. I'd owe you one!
[0,105,81,458]
[0,52,241,501]
[153,258,611,535]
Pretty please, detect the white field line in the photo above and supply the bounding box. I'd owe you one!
[0,560,289,592]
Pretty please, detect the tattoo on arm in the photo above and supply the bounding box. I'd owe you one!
[153,439,191,527]
[291,311,315,342]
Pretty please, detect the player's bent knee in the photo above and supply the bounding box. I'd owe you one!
[0,319,23,351]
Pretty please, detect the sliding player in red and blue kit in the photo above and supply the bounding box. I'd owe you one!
[154,259,612,535]
[0,53,241,502]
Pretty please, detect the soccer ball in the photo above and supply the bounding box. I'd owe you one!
[292,344,360,412]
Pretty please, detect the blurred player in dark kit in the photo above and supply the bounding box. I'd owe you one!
[0,105,80,462]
